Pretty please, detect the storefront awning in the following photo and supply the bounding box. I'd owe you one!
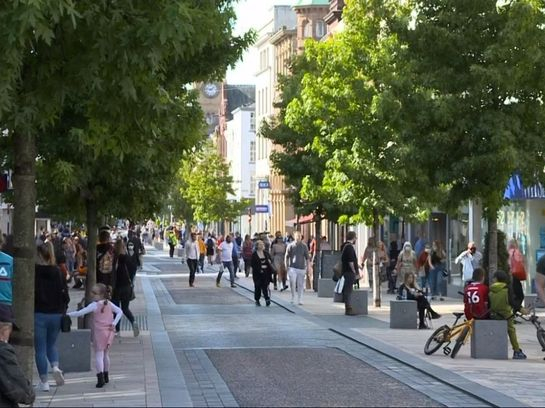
[285,214,315,227]
[504,174,545,200]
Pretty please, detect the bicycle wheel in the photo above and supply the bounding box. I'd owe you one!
[537,329,545,351]
[450,326,470,359]
[424,325,450,355]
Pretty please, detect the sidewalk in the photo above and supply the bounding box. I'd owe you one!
[35,261,161,408]
[232,274,545,407]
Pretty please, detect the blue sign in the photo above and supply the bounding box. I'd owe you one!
[254,205,269,213]
[258,181,270,189]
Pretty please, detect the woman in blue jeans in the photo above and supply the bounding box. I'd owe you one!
[427,240,446,301]
[34,241,70,392]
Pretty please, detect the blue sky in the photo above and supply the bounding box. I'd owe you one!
[226,0,286,85]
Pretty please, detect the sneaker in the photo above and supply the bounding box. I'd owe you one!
[230,284,236,288]
[38,381,50,392]
[255,300,261,306]
[281,285,288,292]
[513,350,527,360]
[440,297,445,301]
[419,322,429,330]
[216,282,220,288]
[266,299,271,307]
[133,322,140,337]
[298,301,303,306]
[52,366,65,386]
[431,296,436,300]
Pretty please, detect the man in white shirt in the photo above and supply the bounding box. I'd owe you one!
[455,241,483,284]
[216,234,236,288]
[185,233,199,287]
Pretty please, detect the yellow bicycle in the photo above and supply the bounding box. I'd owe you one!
[424,312,474,358]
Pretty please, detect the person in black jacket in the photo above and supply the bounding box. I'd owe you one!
[398,272,441,329]
[341,231,359,316]
[112,239,138,337]
[34,241,69,392]
[0,304,35,407]
[250,240,273,306]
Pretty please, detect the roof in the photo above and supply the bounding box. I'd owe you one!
[225,85,255,121]
[293,0,329,8]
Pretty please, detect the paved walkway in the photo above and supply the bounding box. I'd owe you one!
[33,244,544,407]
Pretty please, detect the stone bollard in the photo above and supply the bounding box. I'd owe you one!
[389,300,417,329]
[58,329,91,372]
[334,292,344,303]
[318,279,336,298]
[351,290,368,315]
[470,320,508,360]
[154,241,164,251]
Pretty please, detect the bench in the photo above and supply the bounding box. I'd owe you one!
[470,320,508,360]
[57,329,91,372]
[318,278,336,298]
[390,300,417,329]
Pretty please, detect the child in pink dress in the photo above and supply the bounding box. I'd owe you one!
[67,283,123,388]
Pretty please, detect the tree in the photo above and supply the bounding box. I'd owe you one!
[177,142,251,229]
[385,0,545,278]
[0,1,253,376]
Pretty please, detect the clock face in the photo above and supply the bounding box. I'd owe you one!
[202,83,219,98]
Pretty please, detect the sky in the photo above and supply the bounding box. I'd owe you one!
[226,0,288,85]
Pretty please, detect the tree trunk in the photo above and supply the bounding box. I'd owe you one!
[313,216,321,292]
[84,199,98,328]
[372,207,381,307]
[10,131,37,379]
[487,212,498,285]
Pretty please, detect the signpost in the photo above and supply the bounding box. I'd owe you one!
[258,181,270,189]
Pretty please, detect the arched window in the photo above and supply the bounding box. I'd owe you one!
[303,20,312,38]
[316,20,326,38]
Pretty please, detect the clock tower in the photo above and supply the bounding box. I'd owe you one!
[196,82,222,137]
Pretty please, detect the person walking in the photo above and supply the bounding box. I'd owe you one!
[185,232,199,287]
[34,241,69,392]
[216,235,236,288]
[285,231,310,305]
[206,234,216,266]
[271,236,287,291]
[0,305,35,407]
[197,233,206,273]
[67,283,124,387]
[387,241,400,294]
[341,231,359,315]
[166,228,178,258]
[395,241,417,289]
[72,236,87,289]
[127,230,145,271]
[251,240,273,306]
[242,234,254,278]
[111,239,139,337]
[96,228,115,289]
[428,240,446,300]
[360,237,378,289]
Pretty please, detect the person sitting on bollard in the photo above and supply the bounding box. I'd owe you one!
[463,267,489,320]
[489,270,527,360]
[398,273,441,329]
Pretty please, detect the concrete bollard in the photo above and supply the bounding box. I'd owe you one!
[334,292,344,303]
[318,279,336,298]
[154,241,164,251]
[525,293,537,308]
[389,300,417,329]
[351,290,368,315]
[470,320,508,360]
[58,329,91,372]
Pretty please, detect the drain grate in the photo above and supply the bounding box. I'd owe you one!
[119,314,148,331]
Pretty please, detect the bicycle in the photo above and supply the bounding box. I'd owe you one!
[424,311,473,358]
[516,304,545,352]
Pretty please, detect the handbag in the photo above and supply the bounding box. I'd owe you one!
[122,261,136,301]
[61,314,72,333]
[334,276,345,294]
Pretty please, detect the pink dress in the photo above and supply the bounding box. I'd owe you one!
[92,301,115,351]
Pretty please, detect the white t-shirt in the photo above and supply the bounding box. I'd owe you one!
[220,241,234,263]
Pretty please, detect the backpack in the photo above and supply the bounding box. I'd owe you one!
[98,248,114,275]
[206,238,214,250]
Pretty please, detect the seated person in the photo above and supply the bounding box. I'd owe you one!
[489,270,526,360]
[398,272,441,329]
[463,267,489,320]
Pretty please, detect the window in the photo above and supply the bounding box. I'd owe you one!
[250,176,256,197]
[250,112,256,131]
[249,141,256,163]
[316,20,326,38]
[303,21,312,38]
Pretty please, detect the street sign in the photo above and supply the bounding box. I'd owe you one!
[254,205,269,213]
[258,181,270,189]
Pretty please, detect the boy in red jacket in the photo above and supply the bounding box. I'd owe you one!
[464,267,489,320]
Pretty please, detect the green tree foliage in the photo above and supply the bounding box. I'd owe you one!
[385,0,545,274]
[177,142,250,225]
[0,0,253,376]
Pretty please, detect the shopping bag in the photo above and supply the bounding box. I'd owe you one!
[334,276,345,294]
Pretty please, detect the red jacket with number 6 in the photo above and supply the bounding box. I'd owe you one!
[464,281,489,320]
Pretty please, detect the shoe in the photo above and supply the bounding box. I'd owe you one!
[216,282,220,288]
[440,297,445,301]
[96,372,105,388]
[281,285,288,292]
[189,283,195,287]
[38,381,50,392]
[419,322,429,330]
[266,299,271,307]
[345,307,357,316]
[230,284,236,288]
[104,371,109,383]
[298,301,303,306]
[255,300,261,306]
[430,310,441,319]
[52,366,65,386]
[115,331,121,338]
[431,296,436,300]
[274,285,278,290]
[513,350,527,360]
[133,322,140,337]
[290,298,295,304]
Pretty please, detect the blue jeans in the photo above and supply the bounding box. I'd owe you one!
[429,265,444,297]
[217,261,234,285]
[34,312,62,377]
